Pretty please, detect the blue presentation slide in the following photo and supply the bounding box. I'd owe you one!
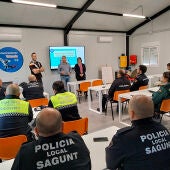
[49,46,85,69]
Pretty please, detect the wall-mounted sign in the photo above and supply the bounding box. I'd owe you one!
[0,47,23,72]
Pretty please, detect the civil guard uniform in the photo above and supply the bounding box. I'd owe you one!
[106,117,170,170]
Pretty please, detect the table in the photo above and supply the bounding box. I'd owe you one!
[118,87,159,126]
[88,84,111,114]
[0,159,14,170]
[147,74,162,87]
[83,126,119,170]
[67,79,102,94]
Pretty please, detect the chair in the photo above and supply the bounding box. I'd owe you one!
[28,98,48,108]
[77,82,91,103]
[62,117,88,136]
[0,135,27,160]
[92,79,103,86]
[139,85,148,90]
[91,80,103,100]
[106,89,130,120]
[159,99,170,122]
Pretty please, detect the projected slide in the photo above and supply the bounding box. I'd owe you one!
[49,46,85,69]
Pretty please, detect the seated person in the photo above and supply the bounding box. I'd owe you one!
[22,75,44,100]
[167,63,170,71]
[12,108,91,170]
[106,95,170,170]
[0,78,6,100]
[130,65,149,91]
[0,84,33,141]
[100,70,131,112]
[152,71,170,113]
[48,81,81,121]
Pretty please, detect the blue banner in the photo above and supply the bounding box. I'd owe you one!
[0,47,23,72]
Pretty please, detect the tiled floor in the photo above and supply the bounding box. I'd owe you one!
[78,94,170,133]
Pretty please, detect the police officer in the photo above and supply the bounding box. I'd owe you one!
[48,81,81,121]
[152,71,170,113]
[0,84,33,141]
[0,78,6,100]
[22,75,44,100]
[12,108,91,170]
[29,52,44,85]
[99,70,131,112]
[130,65,149,91]
[106,95,170,170]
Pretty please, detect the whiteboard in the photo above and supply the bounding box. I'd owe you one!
[101,66,113,84]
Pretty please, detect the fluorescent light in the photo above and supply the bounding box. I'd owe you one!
[123,13,146,19]
[12,0,57,8]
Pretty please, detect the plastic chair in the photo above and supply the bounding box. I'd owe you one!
[62,117,88,136]
[92,79,103,86]
[28,98,48,108]
[139,85,148,90]
[0,135,27,160]
[77,82,91,103]
[91,80,103,100]
[159,99,170,122]
[106,89,130,120]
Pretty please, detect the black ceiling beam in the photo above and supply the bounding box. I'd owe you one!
[0,24,64,30]
[64,0,95,33]
[71,28,126,33]
[58,5,122,16]
[64,0,95,45]
[127,5,170,35]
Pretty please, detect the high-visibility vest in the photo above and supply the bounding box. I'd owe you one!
[0,99,29,115]
[50,92,77,108]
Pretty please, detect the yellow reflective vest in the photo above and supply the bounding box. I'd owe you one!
[50,92,77,108]
[0,99,29,115]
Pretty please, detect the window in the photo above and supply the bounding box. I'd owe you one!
[141,42,159,66]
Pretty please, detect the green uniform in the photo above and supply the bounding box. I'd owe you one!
[152,83,170,112]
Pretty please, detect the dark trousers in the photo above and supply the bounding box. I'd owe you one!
[102,94,109,110]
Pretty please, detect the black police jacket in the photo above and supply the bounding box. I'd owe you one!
[22,81,44,100]
[12,132,91,170]
[108,76,131,98]
[130,73,149,91]
[106,117,170,170]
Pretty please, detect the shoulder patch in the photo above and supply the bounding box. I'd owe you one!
[116,126,133,135]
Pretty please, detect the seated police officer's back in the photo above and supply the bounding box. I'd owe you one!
[12,108,91,170]
[0,78,6,100]
[130,65,149,91]
[22,75,44,100]
[48,81,81,121]
[106,95,170,170]
[0,84,33,140]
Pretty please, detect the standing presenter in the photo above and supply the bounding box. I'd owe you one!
[29,52,44,85]
[58,56,72,90]
[74,57,86,81]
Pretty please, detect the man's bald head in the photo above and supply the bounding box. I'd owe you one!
[28,75,36,82]
[128,95,154,120]
[36,108,62,137]
[6,84,20,96]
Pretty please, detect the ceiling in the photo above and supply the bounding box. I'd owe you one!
[0,0,169,33]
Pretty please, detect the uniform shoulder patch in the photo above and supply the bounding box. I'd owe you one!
[116,126,133,136]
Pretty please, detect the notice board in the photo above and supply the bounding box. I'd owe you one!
[101,66,113,84]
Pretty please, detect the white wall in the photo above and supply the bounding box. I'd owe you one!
[0,27,126,95]
[129,11,170,75]
[69,31,126,79]
[0,27,64,95]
